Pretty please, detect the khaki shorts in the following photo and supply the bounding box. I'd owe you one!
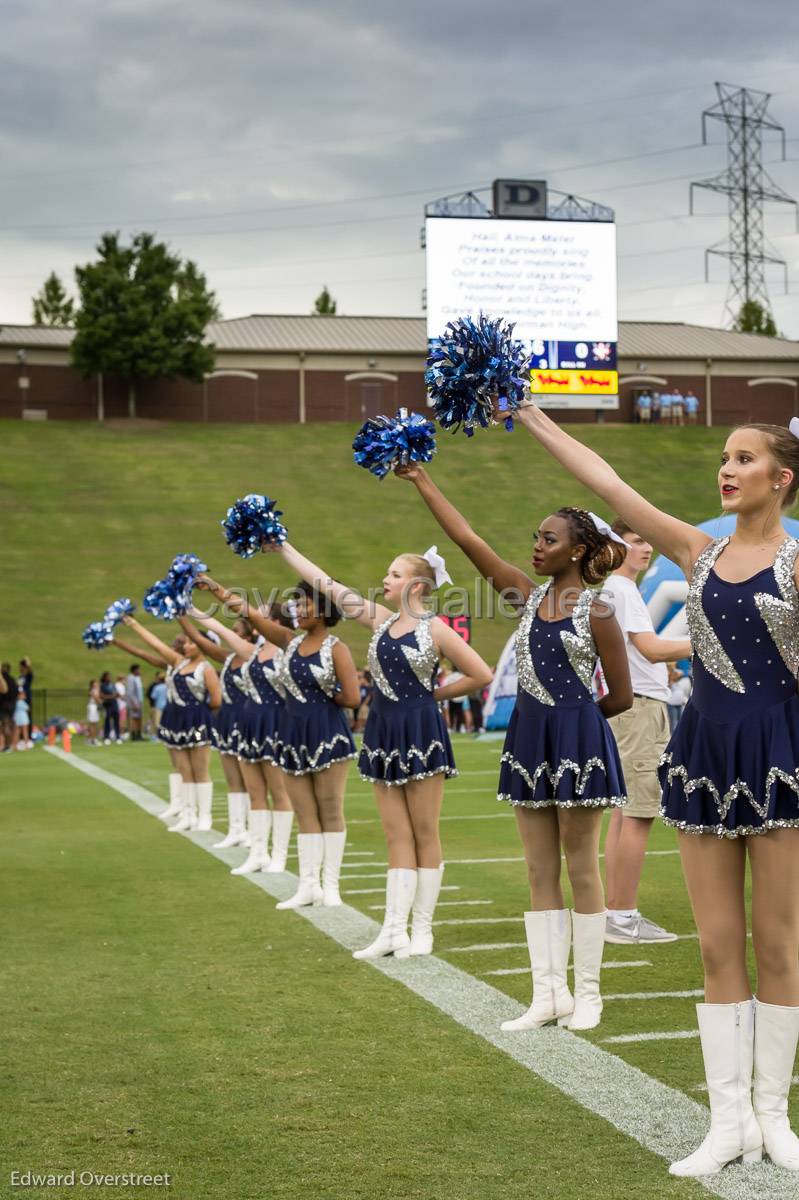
[609,695,670,818]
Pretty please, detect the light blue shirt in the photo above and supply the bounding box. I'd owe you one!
[684,393,699,414]
[151,682,168,709]
[637,393,651,409]
[659,392,672,409]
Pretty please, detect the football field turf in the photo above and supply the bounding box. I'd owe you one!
[2,737,793,1200]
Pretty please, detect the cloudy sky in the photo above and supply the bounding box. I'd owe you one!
[2,0,799,334]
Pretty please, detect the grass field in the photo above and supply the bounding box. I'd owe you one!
[3,735,786,1200]
[2,418,732,687]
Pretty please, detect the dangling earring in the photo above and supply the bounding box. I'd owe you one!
[571,556,579,562]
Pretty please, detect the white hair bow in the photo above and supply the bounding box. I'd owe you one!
[205,629,222,645]
[422,545,452,588]
[588,512,628,546]
[789,418,799,441]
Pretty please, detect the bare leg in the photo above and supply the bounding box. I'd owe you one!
[312,759,350,832]
[375,784,416,869]
[558,807,605,913]
[678,830,749,1002]
[284,773,322,833]
[514,806,564,910]
[603,807,622,903]
[219,752,245,794]
[606,815,654,910]
[749,829,799,1006]
[240,759,268,810]
[171,747,194,784]
[188,745,211,784]
[265,762,293,812]
[405,776,444,868]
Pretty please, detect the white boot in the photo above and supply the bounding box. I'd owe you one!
[753,998,799,1170]
[276,833,323,908]
[561,910,606,1031]
[194,781,214,832]
[214,793,249,849]
[230,809,271,874]
[168,781,196,831]
[321,831,347,906]
[353,869,417,959]
[241,793,252,847]
[500,909,573,1031]
[395,863,445,958]
[670,1001,763,1176]
[159,772,183,821]
[265,810,294,872]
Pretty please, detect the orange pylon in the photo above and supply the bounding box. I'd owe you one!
[47,725,56,746]
[62,729,72,753]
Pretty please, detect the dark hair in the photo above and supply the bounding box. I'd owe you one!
[554,507,628,585]
[735,423,799,509]
[294,580,342,628]
[130,663,140,673]
[233,615,256,641]
[611,516,634,539]
[101,671,111,683]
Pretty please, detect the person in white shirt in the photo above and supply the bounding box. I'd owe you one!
[601,517,692,944]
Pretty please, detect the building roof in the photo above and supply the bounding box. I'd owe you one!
[3,315,799,361]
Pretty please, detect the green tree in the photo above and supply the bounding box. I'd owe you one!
[313,286,337,315]
[70,232,220,417]
[32,272,75,327]
[732,299,779,337]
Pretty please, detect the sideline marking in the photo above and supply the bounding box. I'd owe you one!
[483,961,654,976]
[604,990,705,1002]
[603,1031,701,1044]
[48,748,794,1200]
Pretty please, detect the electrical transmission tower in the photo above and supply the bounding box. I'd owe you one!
[690,82,797,327]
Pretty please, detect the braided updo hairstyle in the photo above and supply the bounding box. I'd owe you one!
[555,507,628,585]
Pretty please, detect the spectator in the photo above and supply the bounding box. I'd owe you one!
[100,672,120,744]
[659,390,672,425]
[149,671,168,736]
[125,664,144,742]
[468,685,485,734]
[636,391,651,424]
[13,687,31,750]
[651,392,661,424]
[86,679,101,745]
[18,657,33,708]
[115,675,128,735]
[0,662,15,752]
[352,669,372,733]
[684,390,700,424]
[666,662,692,732]
[671,388,684,426]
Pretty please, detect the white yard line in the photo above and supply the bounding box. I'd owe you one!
[604,990,705,1002]
[370,896,479,910]
[48,748,792,1200]
[347,886,461,897]
[483,961,654,976]
[603,1031,701,1044]
[433,917,522,926]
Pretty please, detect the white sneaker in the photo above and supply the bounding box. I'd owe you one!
[605,914,678,944]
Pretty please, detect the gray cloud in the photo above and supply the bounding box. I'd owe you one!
[1,0,798,331]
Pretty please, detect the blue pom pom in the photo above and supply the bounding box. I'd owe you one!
[142,554,207,620]
[353,409,437,480]
[103,597,136,628]
[82,621,113,651]
[425,313,529,436]
[221,494,287,558]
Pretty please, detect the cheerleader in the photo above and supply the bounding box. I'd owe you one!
[199,573,359,908]
[121,614,221,833]
[177,614,262,853]
[512,402,799,1176]
[186,609,295,876]
[277,540,492,958]
[397,464,631,1030]
[111,629,187,822]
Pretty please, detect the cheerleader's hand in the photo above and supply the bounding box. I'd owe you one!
[260,541,283,554]
[394,464,424,483]
[195,572,217,592]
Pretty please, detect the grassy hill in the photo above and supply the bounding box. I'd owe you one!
[2,418,729,688]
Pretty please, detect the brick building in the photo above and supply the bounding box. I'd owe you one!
[1,315,798,426]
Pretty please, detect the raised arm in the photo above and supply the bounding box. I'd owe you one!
[203,662,222,711]
[110,634,168,669]
[431,619,493,702]
[515,405,710,576]
[279,542,391,630]
[188,613,257,660]
[177,616,229,664]
[121,615,182,666]
[197,575,295,648]
[394,465,534,598]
